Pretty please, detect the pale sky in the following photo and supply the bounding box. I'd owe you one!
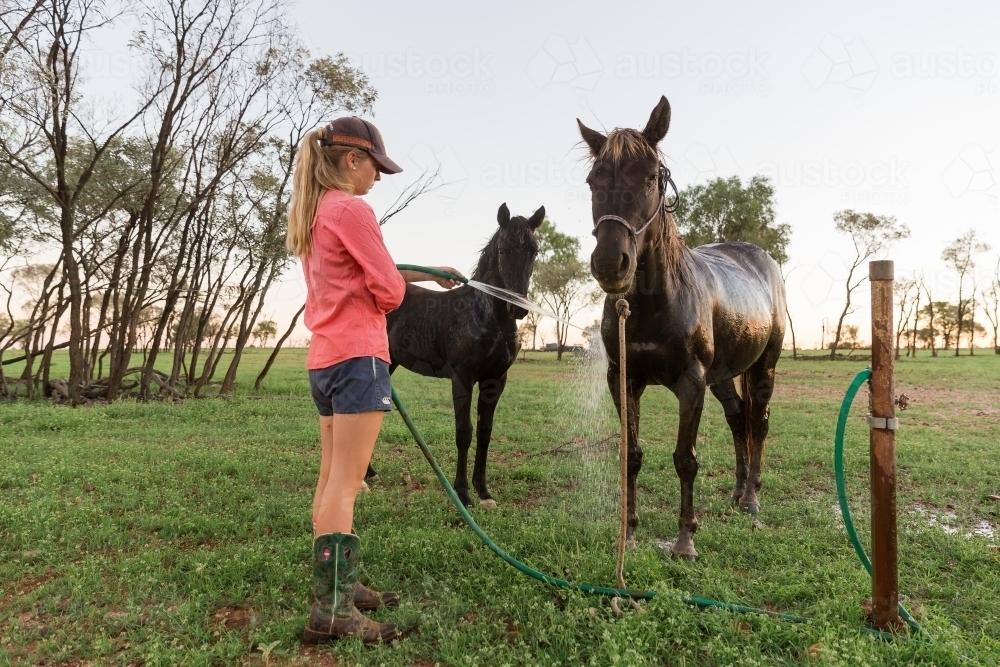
[78,1,1000,348]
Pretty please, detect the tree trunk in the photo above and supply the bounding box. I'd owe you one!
[255,304,305,390]
[785,300,797,360]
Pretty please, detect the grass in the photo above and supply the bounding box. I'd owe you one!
[2,348,999,666]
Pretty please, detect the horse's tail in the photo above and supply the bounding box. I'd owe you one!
[740,370,753,463]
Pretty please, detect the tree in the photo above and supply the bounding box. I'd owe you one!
[941,230,990,356]
[893,276,918,360]
[982,258,1000,355]
[933,303,959,350]
[780,264,799,359]
[674,175,791,264]
[531,220,600,360]
[519,305,541,351]
[839,324,861,353]
[829,210,910,358]
[252,319,277,347]
[0,0,378,401]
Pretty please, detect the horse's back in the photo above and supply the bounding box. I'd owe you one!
[692,242,785,321]
[690,242,786,378]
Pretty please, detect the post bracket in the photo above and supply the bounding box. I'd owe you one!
[867,415,899,430]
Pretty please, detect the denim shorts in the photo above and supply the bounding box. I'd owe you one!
[309,356,393,416]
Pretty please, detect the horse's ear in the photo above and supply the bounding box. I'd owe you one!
[527,206,545,230]
[641,95,671,146]
[577,119,607,156]
[497,202,511,228]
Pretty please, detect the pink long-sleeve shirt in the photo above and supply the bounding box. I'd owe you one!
[302,189,405,370]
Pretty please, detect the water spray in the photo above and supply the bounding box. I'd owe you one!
[395,264,584,330]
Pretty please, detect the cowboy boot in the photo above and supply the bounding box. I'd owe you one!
[354,582,399,611]
[348,531,398,611]
[303,533,396,644]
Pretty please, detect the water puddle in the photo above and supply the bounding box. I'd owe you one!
[910,502,995,540]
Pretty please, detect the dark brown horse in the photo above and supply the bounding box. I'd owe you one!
[386,204,544,508]
[578,96,786,559]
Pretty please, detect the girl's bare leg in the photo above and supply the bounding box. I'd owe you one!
[314,412,383,536]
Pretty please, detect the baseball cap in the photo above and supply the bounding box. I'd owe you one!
[319,117,403,174]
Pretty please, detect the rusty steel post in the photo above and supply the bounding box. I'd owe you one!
[869,260,902,631]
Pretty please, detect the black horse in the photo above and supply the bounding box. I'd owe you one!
[578,96,786,560]
[386,203,544,508]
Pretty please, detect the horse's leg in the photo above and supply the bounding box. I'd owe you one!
[740,350,779,514]
[608,366,646,545]
[710,378,748,505]
[451,373,475,508]
[472,373,506,509]
[671,365,707,560]
[368,363,400,480]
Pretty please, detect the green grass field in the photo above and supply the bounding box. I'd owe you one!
[2,349,999,666]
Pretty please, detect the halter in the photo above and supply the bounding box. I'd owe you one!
[592,162,679,239]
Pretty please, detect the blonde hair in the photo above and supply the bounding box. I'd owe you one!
[286,128,373,257]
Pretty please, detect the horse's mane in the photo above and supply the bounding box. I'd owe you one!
[596,128,660,163]
[471,232,501,283]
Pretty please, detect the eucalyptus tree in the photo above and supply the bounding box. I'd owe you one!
[829,210,910,358]
[942,230,990,356]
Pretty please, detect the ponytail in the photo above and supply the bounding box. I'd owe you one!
[287,128,373,257]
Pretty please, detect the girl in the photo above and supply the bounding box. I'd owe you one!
[286,116,463,644]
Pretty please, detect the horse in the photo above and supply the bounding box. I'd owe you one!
[577,96,786,560]
[385,203,545,508]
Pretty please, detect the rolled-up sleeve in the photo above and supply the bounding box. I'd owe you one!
[333,200,405,313]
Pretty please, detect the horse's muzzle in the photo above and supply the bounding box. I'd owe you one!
[590,251,634,294]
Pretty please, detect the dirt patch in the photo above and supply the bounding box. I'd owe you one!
[212,604,258,631]
[0,571,57,612]
[241,643,341,666]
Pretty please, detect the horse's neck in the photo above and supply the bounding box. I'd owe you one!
[634,212,690,305]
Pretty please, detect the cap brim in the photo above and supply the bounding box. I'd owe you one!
[370,153,403,174]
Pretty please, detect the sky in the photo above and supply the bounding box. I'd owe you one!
[92,1,1000,348]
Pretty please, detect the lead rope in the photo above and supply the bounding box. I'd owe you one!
[612,298,642,616]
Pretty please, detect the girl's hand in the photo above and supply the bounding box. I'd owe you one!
[431,266,464,289]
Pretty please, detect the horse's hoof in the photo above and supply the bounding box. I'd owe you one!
[670,532,698,561]
[479,499,497,510]
[670,549,698,562]
[738,501,760,515]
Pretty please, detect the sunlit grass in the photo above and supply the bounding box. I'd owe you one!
[1,349,998,665]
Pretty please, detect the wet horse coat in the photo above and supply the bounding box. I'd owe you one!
[579,96,786,559]
[386,204,544,508]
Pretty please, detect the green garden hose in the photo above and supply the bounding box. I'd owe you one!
[392,386,813,623]
[390,264,926,639]
[395,264,469,284]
